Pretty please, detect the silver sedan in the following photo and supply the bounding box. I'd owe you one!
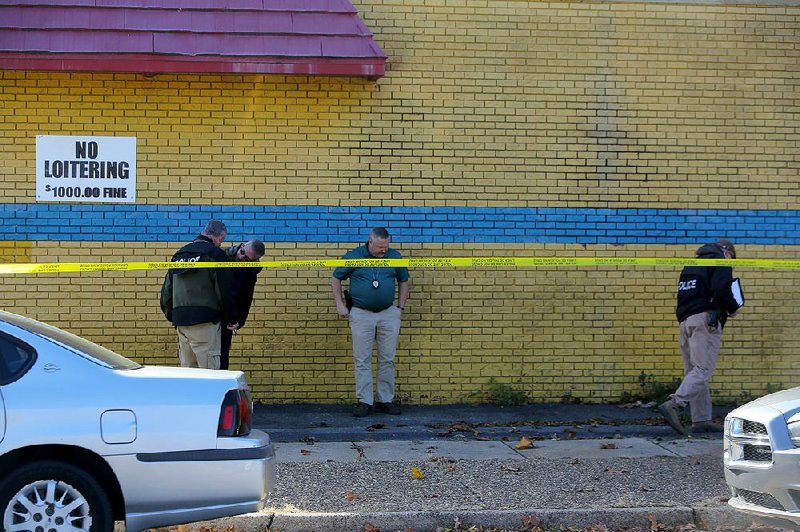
[724,386,800,530]
[0,310,276,532]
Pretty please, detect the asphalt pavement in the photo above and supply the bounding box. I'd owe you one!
[169,403,793,532]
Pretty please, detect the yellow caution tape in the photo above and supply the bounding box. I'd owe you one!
[0,257,798,275]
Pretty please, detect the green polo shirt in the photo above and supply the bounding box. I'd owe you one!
[333,244,409,312]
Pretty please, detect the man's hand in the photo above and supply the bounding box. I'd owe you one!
[227,322,240,331]
[331,277,350,318]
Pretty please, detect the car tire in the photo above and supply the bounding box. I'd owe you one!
[0,460,113,532]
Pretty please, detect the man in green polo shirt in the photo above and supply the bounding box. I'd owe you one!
[331,227,410,417]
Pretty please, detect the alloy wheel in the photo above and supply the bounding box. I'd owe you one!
[3,479,92,532]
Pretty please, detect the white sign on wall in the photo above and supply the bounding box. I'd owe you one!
[36,135,137,203]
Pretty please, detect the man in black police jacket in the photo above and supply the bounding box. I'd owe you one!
[659,239,741,435]
[220,239,265,370]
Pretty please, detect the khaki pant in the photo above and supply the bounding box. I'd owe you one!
[349,306,402,405]
[671,311,722,423]
[176,322,221,370]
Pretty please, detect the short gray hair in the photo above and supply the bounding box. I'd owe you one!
[202,219,227,237]
[248,239,265,257]
[370,227,390,240]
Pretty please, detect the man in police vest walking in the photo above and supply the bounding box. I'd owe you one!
[659,239,743,435]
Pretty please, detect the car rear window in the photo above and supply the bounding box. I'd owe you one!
[1,312,141,370]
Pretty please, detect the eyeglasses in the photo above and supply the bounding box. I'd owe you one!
[719,245,736,259]
[237,245,259,262]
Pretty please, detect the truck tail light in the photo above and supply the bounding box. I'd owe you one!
[217,389,252,437]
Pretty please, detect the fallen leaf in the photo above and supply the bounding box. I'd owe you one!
[364,523,380,532]
[640,485,655,492]
[567,458,581,465]
[345,490,360,501]
[300,449,312,455]
[366,423,386,431]
[443,422,480,436]
[351,442,366,460]
[600,443,617,450]
[501,464,522,473]
[522,515,544,529]
[515,436,535,450]
[447,464,457,472]
[410,466,425,480]
[603,467,629,474]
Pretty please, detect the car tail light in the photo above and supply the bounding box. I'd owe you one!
[217,389,252,437]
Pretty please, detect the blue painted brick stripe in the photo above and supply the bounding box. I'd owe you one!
[0,204,798,245]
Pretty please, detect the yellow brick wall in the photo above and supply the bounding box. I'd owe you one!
[0,1,798,403]
[1,2,797,209]
[1,242,797,404]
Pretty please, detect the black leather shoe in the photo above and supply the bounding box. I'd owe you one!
[353,402,373,417]
[375,401,401,415]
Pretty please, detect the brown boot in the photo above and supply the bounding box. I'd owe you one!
[375,401,401,415]
[658,399,686,435]
[691,420,723,433]
[353,402,373,418]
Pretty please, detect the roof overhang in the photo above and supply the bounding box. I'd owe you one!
[0,1,386,79]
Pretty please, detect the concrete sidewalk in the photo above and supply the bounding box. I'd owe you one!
[186,404,789,532]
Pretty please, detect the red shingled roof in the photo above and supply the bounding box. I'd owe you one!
[0,0,386,78]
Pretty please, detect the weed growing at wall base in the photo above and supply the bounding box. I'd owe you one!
[726,383,786,407]
[619,371,681,405]
[484,378,528,406]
